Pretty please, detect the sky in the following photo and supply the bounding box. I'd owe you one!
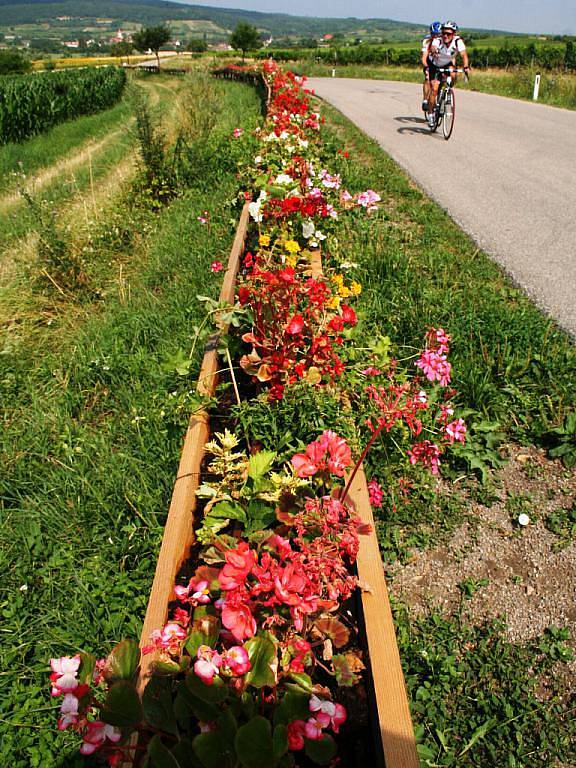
[171,0,576,35]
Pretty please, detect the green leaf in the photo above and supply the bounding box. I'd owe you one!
[458,718,497,757]
[185,608,220,659]
[104,639,141,682]
[244,635,277,688]
[193,729,236,768]
[274,689,310,726]
[248,451,277,480]
[174,680,220,725]
[101,680,143,728]
[287,672,313,693]
[147,735,181,768]
[332,655,360,687]
[171,739,203,768]
[77,653,96,686]
[273,724,288,760]
[208,501,247,523]
[304,735,337,765]
[161,348,192,376]
[235,716,275,768]
[186,670,228,703]
[143,677,179,736]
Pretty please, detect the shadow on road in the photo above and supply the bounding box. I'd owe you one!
[393,116,434,136]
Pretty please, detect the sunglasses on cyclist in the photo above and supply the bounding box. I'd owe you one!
[442,31,454,36]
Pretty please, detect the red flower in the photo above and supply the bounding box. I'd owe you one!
[219,542,256,591]
[286,314,305,335]
[341,305,357,326]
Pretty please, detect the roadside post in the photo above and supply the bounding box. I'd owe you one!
[533,73,541,101]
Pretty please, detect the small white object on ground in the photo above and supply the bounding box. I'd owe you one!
[518,513,530,527]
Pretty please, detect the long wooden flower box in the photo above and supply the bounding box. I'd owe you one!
[132,207,419,768]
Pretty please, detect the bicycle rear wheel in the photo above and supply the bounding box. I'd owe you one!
[442,88,455,140]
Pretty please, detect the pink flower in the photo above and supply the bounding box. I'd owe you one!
[360,366,381,376]
[57,693,79,731]
[198,216,208,225]
[210,261,223,273]
[356,189,381,211]
[427,327,451,354]
[222,646,251,676]
[304,714,330,740]
[368,479,383,508]
[194,645,222,685]
[80,721,121,755]
[287,719,306,750]
[291,431,352,479]
[407,440,441,475]
[219,542,256,591]
[415,349,451,386]
[309,695,346,732]
[221,602,257,642]
[50,656,80,696]
[444,418,466,444]
[233,127,244,138]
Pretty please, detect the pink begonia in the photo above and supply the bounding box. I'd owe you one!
[407,440,441,475]
[318,169,341,189]
[175,578,211,604]
[197,215,208,225]
[310,695,348,733]
[444,418,467,444]
[356,189,381,211]
[367,479,384,508]
[221,601,257,642]
[57,693,79,731]
[341,189,353,202]
[222,646,251,676]
[233,127,244,138]
[50,656,80,695]
[360,366,381,376]
[438,403,455,424]
[304,713,330,740]
[144,622,187,654]
[415,349,452,387]
[80,721,121,755]
[211,261,223,273]
[194,645,222,685]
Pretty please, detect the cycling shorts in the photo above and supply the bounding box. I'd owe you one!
[426,60,451,82]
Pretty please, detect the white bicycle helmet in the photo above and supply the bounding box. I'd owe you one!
[442,21,459,32]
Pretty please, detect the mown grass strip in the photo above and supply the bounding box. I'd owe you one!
[0,79,261,768]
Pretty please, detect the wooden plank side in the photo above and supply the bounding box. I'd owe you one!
[349,465,420,768]
[136,203,249,693]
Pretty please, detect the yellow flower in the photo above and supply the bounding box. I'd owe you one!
[327,295,341,310]
[338,285,352,298]
[351,280,362,295]
[284,240,301,254]
[259,234,271,247]
[286,254,298,267]
[332,273,344,286]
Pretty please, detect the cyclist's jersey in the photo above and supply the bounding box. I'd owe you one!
[429,35,466,67]
[421,34,439,58]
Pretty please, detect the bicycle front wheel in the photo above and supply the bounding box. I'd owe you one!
[442,88,455,140]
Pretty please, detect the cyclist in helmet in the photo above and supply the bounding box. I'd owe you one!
[421,21,442,113]
[425,21,470,126]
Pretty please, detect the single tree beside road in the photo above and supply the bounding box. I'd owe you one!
[230,22,262,62]
[133,25,171,70]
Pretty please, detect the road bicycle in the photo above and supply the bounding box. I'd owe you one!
[429,67,469,140]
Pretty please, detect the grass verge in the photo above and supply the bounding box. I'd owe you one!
[0,78,261,767]
[300,64,576,111]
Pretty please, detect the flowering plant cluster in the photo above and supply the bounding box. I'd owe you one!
[50,63,466,768]
[237,61,380,398]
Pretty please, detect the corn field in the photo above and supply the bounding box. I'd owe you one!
[0,66,127,145]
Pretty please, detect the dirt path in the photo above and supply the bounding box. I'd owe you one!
[309,77,576,337]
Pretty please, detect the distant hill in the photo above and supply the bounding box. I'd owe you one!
[0,0,425,39]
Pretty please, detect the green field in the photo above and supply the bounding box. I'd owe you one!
[0,70,262,766]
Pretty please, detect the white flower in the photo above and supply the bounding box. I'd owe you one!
[275,174,293,186]
[302,220,315,239]
[254,155,263,164]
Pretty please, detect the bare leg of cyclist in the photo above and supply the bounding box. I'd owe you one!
[428,80,439,115]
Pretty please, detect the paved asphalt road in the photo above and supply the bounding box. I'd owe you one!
[308,78,576,336]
